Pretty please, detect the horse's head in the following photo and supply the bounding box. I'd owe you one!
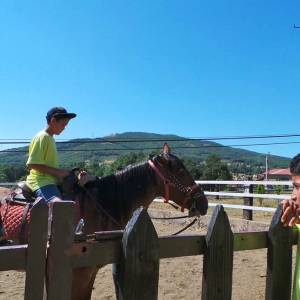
[149,143,208,216]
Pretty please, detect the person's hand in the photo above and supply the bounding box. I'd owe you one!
[281,199,300,227]
[78,171,96,187]
[78,170,87,178]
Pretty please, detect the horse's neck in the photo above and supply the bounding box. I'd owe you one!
[114,164,161,218]
[129,181,160,210]
[84,162,162,231]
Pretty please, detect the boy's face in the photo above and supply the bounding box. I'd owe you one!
[292,175,300,205]
[50,118,70,135]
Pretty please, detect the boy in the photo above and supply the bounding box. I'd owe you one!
[26,107,76,202]
[281,153,300,226]
[281,154,300,299]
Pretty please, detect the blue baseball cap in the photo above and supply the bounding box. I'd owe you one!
[46,107,77,122]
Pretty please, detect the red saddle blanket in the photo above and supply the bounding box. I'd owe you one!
[0,197,32,242]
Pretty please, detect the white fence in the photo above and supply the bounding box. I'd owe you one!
[1,180,293,217]
[196,180,292,217]
[155,180,292,217]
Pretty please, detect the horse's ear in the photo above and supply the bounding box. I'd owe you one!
[163,143,170,154]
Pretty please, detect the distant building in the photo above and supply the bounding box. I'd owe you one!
[259,168,291,180]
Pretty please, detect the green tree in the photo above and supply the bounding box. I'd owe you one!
[201,154,232,180]
[256,184,265,194]
[0,166,28,182]
[182,158,203,179]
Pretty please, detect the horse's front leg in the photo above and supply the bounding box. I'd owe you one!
[112,263,121,300]
[71,267,99,300]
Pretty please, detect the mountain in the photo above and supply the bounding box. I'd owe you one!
[0,132,291,168]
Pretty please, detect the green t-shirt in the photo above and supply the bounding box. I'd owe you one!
[293,224,300,299]
[26,130,59,191]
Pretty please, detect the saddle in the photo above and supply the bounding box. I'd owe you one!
[0,182,36,244]
[12,181,36,203]
[0,171,83,244]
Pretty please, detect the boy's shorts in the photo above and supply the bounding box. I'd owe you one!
[34,184,62,202]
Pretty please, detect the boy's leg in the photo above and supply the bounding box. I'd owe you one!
[34,185,63,237]
[0,216,10,245]
[34,185,63,202]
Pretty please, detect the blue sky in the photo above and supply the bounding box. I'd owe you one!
[1,1,300,158]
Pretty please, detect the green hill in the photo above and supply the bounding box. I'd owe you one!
[0,132,291,168]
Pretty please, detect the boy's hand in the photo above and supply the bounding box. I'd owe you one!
[60,169,71,178]
[78,171,96,187]
[281,199,300,227]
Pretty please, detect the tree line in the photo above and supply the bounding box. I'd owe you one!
[68,153,232,181]
[0,153,232,183]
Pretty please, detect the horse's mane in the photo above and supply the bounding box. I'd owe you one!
[84,161,156,222]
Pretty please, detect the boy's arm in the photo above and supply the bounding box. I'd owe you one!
[27,164,70,179]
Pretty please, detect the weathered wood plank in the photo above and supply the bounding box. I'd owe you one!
[202,205,233,300]
[265,204,293,300]
[70,227,297,268]
[0,245,27,270]
[234,231,268,251]
[159,234,205,258]
[47,201,75,300]
[114,207,159,300]
[24,198,48,300]
[70,239,122,268]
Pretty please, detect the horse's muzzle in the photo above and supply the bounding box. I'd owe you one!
[188,190,208,216]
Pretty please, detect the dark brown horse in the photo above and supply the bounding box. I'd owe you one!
[70,144,208,300]
[0,144,208,299]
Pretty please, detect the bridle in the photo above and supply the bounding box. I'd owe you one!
[148,158,199,212]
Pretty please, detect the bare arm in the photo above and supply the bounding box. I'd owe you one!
[27,164,70,179]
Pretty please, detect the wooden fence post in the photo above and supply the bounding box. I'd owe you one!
[265,204,293,300]
[202,205,233,300]
[47,201,75,300]
[114,207,159,300]
[24,198,48,300]
[243,184,253,220]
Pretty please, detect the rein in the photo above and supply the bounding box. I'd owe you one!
[171,218,198,235]
[80,186,122,228]
[150,212,199,235]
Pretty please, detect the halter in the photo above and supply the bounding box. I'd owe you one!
[148,159,199,212]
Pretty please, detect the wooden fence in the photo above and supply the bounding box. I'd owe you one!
[0,199,48,300]
[0,199,297,299]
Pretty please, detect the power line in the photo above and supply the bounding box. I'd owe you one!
[1,140,300,153]
[0,133,300,144]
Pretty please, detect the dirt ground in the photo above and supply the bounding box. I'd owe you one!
[0,191,296,300]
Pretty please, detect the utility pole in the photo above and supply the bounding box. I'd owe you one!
[265,152,270,181]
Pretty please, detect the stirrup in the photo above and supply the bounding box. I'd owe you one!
[75,218,84,234]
